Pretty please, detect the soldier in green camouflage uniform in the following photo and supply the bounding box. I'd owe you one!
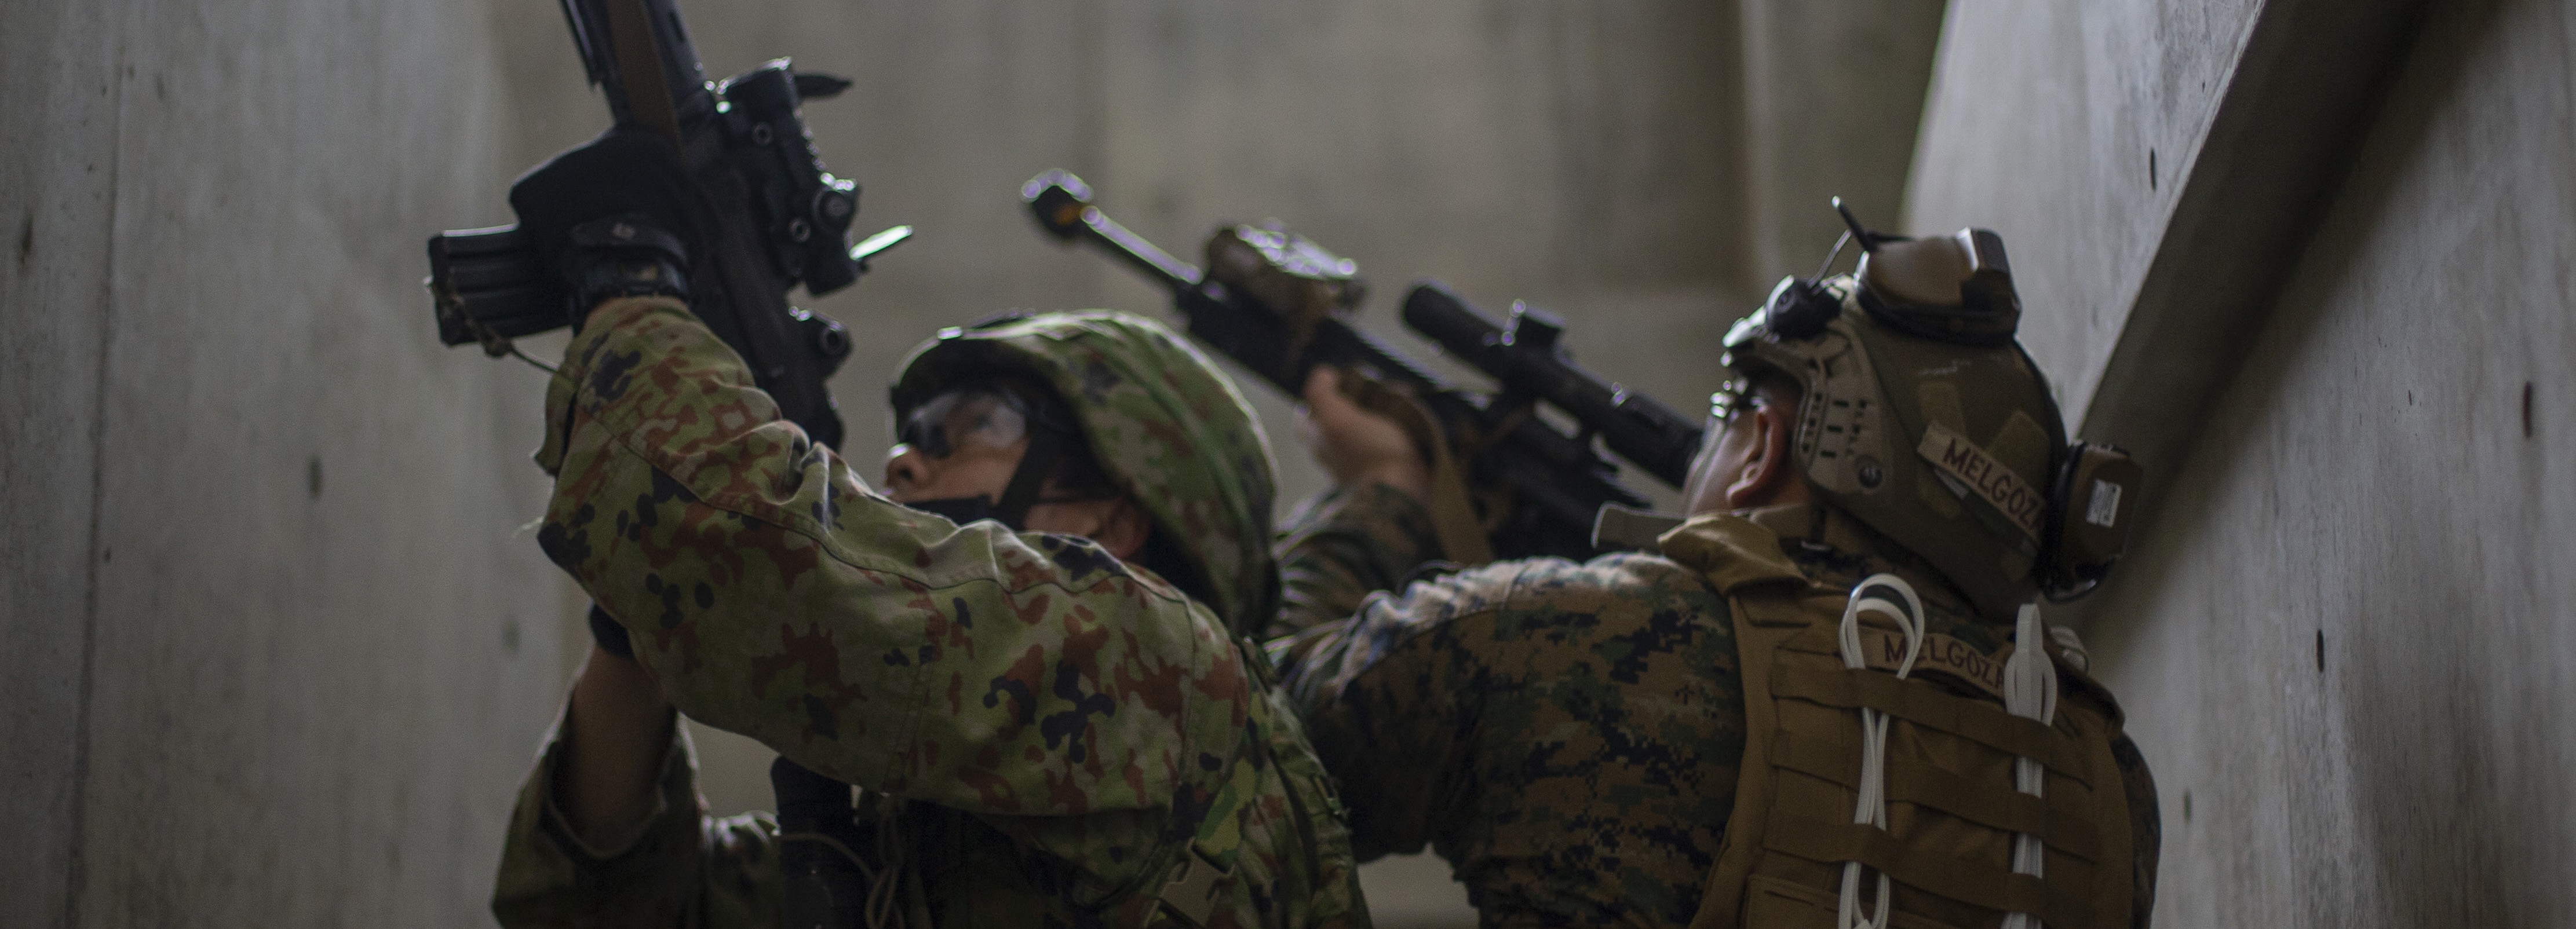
[1268,253,2161,926]
[490,296,1367,928]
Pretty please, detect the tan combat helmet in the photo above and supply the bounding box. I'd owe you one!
[1722,202,2141,619]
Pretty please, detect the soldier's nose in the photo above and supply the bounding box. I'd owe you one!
[884,445,934,499]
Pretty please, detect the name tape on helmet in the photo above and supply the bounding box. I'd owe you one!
[1917,422,2043,540]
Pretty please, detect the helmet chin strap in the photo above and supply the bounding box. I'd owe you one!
[990,427,1064,529]
[900,427,1067,531]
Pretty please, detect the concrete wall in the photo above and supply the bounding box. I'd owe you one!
[2088,0,2576,921]
[1906,0,2261,409]
[1911,0,2576,924]
[1741,0,1949,286]
[0,3,568,926]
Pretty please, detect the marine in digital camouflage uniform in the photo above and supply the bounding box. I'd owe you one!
[1268,237,2161,927]
[491,298,1367,928]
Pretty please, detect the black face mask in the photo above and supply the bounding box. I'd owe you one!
[892,383,1086,532]
[896,422,1074,532]
[902,493,1008,529]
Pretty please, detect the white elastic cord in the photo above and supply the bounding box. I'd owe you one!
[1834,574,1925,929]
[865,802,909,929]
[1998,602,2060,929]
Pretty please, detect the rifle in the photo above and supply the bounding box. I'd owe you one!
[423,0,911,451]
[1023,170,1705,561]
[420,3,903,926]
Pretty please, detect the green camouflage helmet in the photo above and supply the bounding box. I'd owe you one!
[889,310,1282,635]
[1724,229,2069,620]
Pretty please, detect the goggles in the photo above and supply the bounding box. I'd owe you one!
[894,383,1118,531]
[1707,378,1755,429]
[895,386,1079,460]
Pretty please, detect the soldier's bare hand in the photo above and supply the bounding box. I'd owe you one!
[1299,367,1432,500]
[561,644,674,845]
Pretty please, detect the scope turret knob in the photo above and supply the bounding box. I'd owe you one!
[815,188,855,224]
[1500,301,1564,351]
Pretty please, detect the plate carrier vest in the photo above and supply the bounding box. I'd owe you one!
[1663,514,2136,929]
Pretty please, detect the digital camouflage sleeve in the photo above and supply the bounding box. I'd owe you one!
[1271,500,2160,928]
[495,296,1364,928]
[1276,543,1747,926]
[1268,483,1444,641]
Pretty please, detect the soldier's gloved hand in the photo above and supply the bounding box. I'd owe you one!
[508,127,711,331]
[1298,367,1432,500]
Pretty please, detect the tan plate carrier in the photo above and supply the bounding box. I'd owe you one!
[1667,516,2134,929]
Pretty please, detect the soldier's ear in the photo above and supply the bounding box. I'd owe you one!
[1049,496,1150,561]
[1104,499,1153,561]
[1725,403,1800,509]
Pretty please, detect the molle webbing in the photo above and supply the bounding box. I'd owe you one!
[1768,661,2092,787]
[1757,808,2095,926]
[1671,514,2133,929]
[1767,730,2103,862]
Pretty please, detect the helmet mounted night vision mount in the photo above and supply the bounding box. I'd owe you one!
[1728,199,2142,615]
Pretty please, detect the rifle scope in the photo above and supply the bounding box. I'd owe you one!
[1401,282,1706,488]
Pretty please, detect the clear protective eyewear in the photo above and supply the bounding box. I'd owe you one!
[1707,378,1756,430]
[895,387,1067,460]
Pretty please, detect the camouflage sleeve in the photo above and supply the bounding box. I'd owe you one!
[1268,482,1442,641]
[1267,561,1523,860]
[533,298,1249,854]
[491,711,778,928]
[1276,554,1745,925]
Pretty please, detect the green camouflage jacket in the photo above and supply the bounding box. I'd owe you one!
[493,298,1365,928]
[1270,489,2159,928]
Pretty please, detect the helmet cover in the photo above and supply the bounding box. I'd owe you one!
[890,311,1282,634]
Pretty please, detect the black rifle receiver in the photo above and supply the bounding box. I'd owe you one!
[422,5,906,927]
[1024,170,1693,561]
[424,0,913,451]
